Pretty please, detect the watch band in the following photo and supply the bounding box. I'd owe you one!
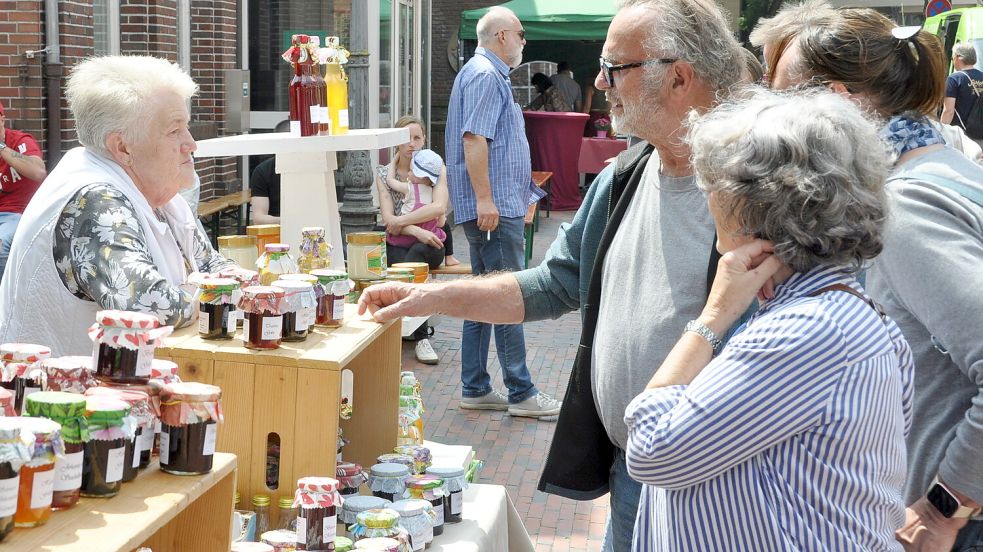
[684,320,722,354]
[929,478,983,519]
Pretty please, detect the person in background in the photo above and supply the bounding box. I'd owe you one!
[0,55,234,355]
[764,8,983,549]
[941,41,983,145]
[552,61,583,111]
[0,99,47,282]
[383,148,447,269]
[627,86,911,551]
[525,73,572,112]
[250,156,280,225]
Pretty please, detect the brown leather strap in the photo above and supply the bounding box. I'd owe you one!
[807,283,887,320]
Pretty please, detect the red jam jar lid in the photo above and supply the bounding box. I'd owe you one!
[336,461,363,477]
[242,286,285,300]
[150,359,179,379]
[161,381,221,402]
[95,310,161,329]
[0,343,52,363]
[264,243,291,253]
[85,386,150,406]
[296,476,340,494]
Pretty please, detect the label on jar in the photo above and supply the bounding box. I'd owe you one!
[106,446,125,483]
[411,529,427,551]
[339,109,349,128]
[203,423,217,456]
[135,343,154,377]
[433,500,444,526]
[54,451,84,492]
[242,317,250,342]
[30,469,54,509]
[132,438,141,468]
[295,515,307,542]
[226,309,238,332]
[261,316,282,340]
[451,490,463,515]
[367,245,385,276]
[139,424,155,452]
[333,298,345,321]
[322,514,337,543]
[159,431,170,465]
[198,311,210,335]
[294,311,307,332]
[301,306,316,329]
[0,474,19,516]
[309,104,321,124]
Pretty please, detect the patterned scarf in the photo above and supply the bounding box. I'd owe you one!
[879,114,945,157]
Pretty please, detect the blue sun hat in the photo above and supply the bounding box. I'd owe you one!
[410,149,443,184]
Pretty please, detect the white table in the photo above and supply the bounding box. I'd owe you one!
[193,129,409,268]
[430,484,535,552]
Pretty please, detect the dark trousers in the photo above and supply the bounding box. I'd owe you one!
[387,240,444,341]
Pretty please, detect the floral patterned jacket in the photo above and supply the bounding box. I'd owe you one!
[52,183,234,327]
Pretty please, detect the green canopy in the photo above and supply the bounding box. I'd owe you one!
[459,0,616,41]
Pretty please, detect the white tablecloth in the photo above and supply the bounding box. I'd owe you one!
[429,484,534,552]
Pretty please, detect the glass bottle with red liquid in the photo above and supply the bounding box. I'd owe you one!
[285,34,320,137]
[309,36,329,135]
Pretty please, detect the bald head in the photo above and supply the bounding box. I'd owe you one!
[477,7,519,46]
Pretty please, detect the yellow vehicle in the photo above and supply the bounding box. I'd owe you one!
[924,7,983,70]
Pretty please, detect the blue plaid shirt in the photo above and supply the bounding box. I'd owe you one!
[445,47,545,224]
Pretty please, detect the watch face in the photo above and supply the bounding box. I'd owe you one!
[928,484,960,518]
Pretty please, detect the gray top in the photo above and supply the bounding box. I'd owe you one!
[866,146,983,505]
[592,161,714,450]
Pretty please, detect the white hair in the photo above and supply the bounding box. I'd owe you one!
[749,0,835,47]
[476,6,517,46]
[953,41,977,66]
[616,0,743,94]
[67,56,198,157]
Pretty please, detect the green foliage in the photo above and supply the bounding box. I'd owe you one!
[739,0,786,44]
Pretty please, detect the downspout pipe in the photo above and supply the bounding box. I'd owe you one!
[43,0,62,167]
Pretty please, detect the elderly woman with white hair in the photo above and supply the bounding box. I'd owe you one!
[0,55,234,355]
[624,87,914,551]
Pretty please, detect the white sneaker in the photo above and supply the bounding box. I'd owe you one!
[460,389,510,411]
[508,392,562,418]
[414,339,439,365]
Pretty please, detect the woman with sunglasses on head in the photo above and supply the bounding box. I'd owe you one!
[762,8,983,550]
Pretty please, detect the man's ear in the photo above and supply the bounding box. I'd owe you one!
[105,132,132,167]
[828,81,850,96]
[669,61,696,94]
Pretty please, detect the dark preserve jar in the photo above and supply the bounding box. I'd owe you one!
[81,396,130,498]
[271,279,316,342]
[197,278,240,340]
[0,417,31,540]
[1,343,51,415]
[159,382,223,475]
[86,386,153,480]
[294,476,342,551]
[335,461,366,496]
[404,475,445,536]
[238,286,285,350]
[425,466,467,524]
[41,356,99,393]
[25,392,88,510]
[89,310,172,385]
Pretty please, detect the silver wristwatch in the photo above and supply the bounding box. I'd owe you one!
[684,320,723,354]
[0,143,6,153]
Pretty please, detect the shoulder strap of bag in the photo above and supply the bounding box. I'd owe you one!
[888,171,983,208]
[807,283,887,321]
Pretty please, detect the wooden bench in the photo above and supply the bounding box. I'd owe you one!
[430,264,473,276]
[198,190,251,246]
[532,170,553,220]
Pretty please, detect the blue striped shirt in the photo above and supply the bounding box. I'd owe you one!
[445,47,545,223]
[625,265,914,552]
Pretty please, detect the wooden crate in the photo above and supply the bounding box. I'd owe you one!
[3,453,236,551]
[155,305,401,502]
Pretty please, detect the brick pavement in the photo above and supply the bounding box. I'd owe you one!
[401,208,611,551]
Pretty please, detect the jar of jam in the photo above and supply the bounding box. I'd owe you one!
[88,310,173,385]
[24,392,88,510]
[86,386,154,475]
[367,463,409,503]
[257,244,299,287]
[352,537,400,551]
[392,446,430,475]
[310,270,352,327]
[424,466,466,524]
[271,280,317,342]
[376,454,414,474]
[293,476,343,551]
[159,382,223,475]
[196,278,240,340]
[298,226,332,273]
[403,475,445,536]
[239,286,286,350]
[261,528,299,552]
[389,499,435,551]
[0,343,51,415]
[0,417,32,540]
[81,396,130,497]
[0,389,13,417]
[41,356,99,393]
[15,416,63,527]
[339,495,391,539]
[346,232,387,280]
[147,360,178,458]
[219,266,262,328]
[349,508,405,544]
[336,461,367,496]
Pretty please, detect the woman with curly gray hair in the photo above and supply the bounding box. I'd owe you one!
[624,87,914,551]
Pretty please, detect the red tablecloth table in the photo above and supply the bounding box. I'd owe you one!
[522,111,589,211]
[578,137,629,174]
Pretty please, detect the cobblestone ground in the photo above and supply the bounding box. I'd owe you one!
[402,208,610,551]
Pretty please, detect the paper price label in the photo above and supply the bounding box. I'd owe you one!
[302,306,316,328]
[339,109,349,128]
[139,425,155,452]
[242,317,250,342]
[226,309,238,332]
[296,515,307,543]
[309,104,321,123]
[54,451,84,491]
[30,469,54,509]
[433,501,445,527]
[290,121,301,136]
[333,298,345,320]
[106,446,125,483]
[203,423,217,456]
[159,431,170,465]
[198,311,210,334]
[135,343,154,377]
[132,441,141,468]
[261,316,282,340]
[320,106,329,127]
[294,312,307,332]
[0,475,19,516]
[322,514,336,543]
[451,491,463,515]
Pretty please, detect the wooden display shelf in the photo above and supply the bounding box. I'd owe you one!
[3,453,236,551]
[155,305,401,503]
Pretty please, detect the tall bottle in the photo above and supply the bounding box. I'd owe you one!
[286,34,318,137]
[309,36,329,136]
[286,35,303,137]
[323,36,350,135]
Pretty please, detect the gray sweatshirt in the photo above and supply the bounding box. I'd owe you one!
[866,146,983,506]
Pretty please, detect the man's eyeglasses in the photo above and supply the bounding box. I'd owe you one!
[598,57,677,87]
[500,29,526,40]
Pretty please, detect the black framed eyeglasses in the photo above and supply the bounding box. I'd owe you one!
[500,29,526,40]
[598,57,677,87]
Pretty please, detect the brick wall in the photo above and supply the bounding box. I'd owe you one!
[0,0,47,151]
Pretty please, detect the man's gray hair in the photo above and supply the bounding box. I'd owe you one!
[616,0,743,93]
[67,56,198,157]
[688,87,890,273]
[953,42,978,66]
[476,6,517,46]
[749,0,835,47]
